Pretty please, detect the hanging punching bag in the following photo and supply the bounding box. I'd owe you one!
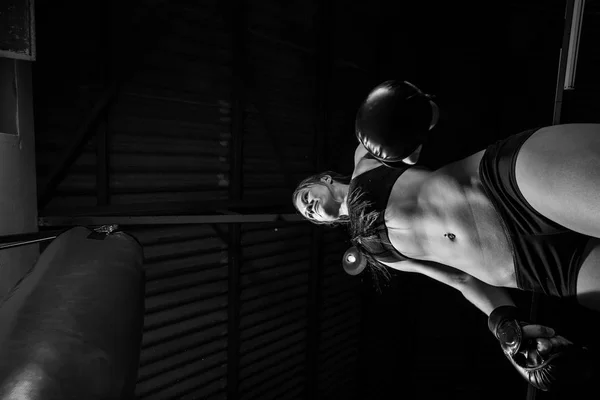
[0,226,145,400]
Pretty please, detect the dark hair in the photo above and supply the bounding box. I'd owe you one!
[292,171,352,225]
[346,186,392,290]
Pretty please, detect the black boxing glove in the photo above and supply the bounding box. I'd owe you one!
[355,80,435,168]
[488,305,593,391]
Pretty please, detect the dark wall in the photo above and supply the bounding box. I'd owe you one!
[326,1,566,170]
[28,0,600,399]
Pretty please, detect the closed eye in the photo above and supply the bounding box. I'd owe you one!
[302,193,310,211]
[304,199,314,217]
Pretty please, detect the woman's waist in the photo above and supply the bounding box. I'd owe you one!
[388,218,517,285]
[437,252,517,287]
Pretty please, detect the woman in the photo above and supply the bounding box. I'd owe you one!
[295,80,600,313]
[293,80,597,390]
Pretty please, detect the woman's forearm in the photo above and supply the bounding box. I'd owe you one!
[459,275,515,316]
[384,260,515,316]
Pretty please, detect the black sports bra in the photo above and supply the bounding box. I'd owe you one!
[347,160,411,263]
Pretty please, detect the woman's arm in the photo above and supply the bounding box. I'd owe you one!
[382,259,515,316]
[384,259,592,390]
[354,143,369,166]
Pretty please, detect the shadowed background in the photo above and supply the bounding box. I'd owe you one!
[1,0,599,399]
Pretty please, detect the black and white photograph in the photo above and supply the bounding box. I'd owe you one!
[0,0,599,399]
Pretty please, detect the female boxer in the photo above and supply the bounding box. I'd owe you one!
[293,80,597,391]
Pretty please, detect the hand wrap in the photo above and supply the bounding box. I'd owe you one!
[488,305,592,391]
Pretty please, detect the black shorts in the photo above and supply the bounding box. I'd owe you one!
[479,128,590,297]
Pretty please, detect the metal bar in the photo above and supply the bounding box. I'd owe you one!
[0,230,65,250]
[227,224,242,400]
[0,230,63,244]
[38,214,303,227]
[38,82,119,209]
[564,0,586,90]
[228,0,246,398]
[305,1,333,398]
[553,0,577,125]
[96,0,115,207]
[210,223,230,245]
[96,118,110,206]
[38,197,295,217]
[0,237,55,251]
[230,1,246,202]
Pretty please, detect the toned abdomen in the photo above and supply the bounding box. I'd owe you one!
[388,172,517,287]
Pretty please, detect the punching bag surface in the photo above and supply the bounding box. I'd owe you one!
[0,226,145,400]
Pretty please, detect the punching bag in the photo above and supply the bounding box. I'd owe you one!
[0,226,145,400]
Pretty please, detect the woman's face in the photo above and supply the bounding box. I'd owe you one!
[295,178,341,223]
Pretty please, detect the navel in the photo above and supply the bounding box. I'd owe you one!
[444,232,456,241]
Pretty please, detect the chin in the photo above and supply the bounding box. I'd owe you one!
[324,214,340,223]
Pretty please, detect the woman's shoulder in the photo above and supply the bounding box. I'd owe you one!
[353,143,369,165]
[352,158,381,180]
[352,144,382,180]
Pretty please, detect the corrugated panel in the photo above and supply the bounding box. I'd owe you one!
[33,1,365,399]
[107,94,230,205]
[131,224,229,400]
[118,8,235,394]
[36,0,233,211]
[238,221,311,400]
[107,1,232,205]
[242,110,312,201]
[243,0,318,202]
[317,228,362,399]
